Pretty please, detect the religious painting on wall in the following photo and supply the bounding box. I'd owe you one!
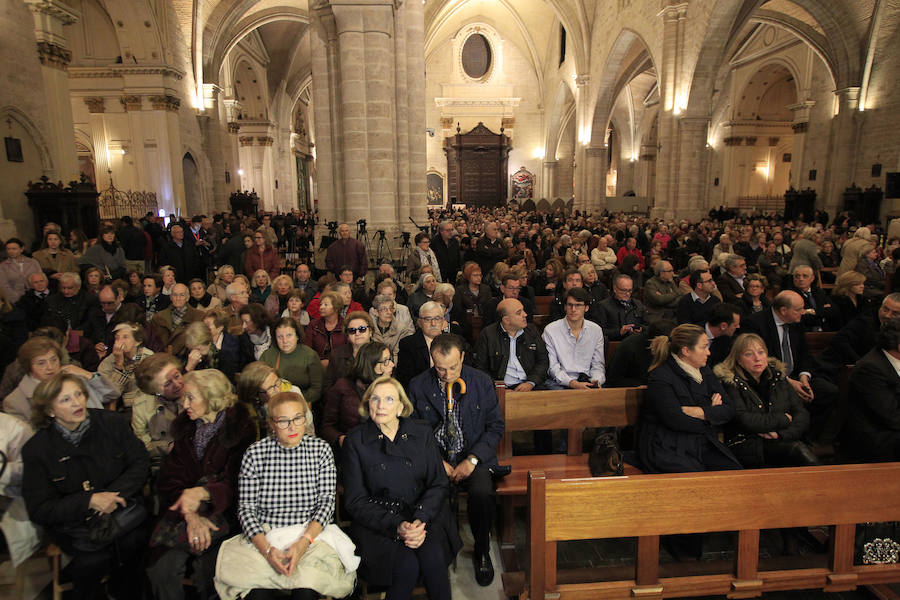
[427,171,444,206]
[4,137,23,162]
[511,166,534,200]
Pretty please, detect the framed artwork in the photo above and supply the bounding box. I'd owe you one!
[427,171,444,206]
[4,137,23,162]
[510,166,534,200]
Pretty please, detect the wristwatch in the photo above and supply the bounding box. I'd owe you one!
[468,455,479,466]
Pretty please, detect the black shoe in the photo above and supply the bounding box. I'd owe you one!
[473,553,494,586]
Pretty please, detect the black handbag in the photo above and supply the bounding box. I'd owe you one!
[62,501,148,553]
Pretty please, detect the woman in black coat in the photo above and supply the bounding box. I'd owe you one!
[22,372,150,600]
[714,333,818,467]
[341,375,461,600]
[638,324,741,473]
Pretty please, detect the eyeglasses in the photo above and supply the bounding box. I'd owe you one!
[261,381,282,396]
[347,326,369,335]
[565,302,586,309]
[377,356,395,366]
[272,416,306,429]
[420,316,444,324]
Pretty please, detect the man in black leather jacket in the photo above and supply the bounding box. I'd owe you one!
[471,298,549,391]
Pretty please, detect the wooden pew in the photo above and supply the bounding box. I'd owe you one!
[494,384,645,590]
[527,463,900,600]
[534,295,553,317]
[805,331,835,358]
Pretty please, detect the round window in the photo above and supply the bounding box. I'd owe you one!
[462,33,492,80]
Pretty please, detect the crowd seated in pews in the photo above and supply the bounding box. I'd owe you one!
[2,207,900,599]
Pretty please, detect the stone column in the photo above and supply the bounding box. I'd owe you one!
[572,75,590,210]
[674,117,710,219]
[583,146,607,213]
[542,160,558,199]
[148,94,184,214]
[823,87,861,215]
[24,0,80,181]
[787,101,814,190]
[83,97,110,184]
[200,84,231,211]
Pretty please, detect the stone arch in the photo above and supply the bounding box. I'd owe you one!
[0,106,53,173]
[182,152,204,215]
[0,107,54,243]
[92,0,164,62]
[231,55,269,121]
[588,29,659,147]
[545,81,576,159]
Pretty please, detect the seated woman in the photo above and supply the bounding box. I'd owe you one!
[454,262,492,315]
[78,225,127,281]
[264,275,295,318]
[260,318,323,408]
[371,294,414,360]
[832,271,873,328]
[134,352,186,461]
[236,361,315,439]
[0,412,39,569]
[321,341,393,450]
[638,324,741,473]
[83,266,104,296]
[280,289,310,326]
[188,278,222,311]
[97,322,155,411]
[855,243,886,299]
[208,265,236,304]
[342,376,460,600]
[22,372,150,600]
[3,337,118,422]
[215,391,354,600]
[147,369,256,600]
[202,308,243,373]
[713,333,818,467]
[407,273,437,321]
[239,303,273,364]
[324,311,374,389]
[160,266,177,296]
[182,321,240,379]
[249,269,273,305]
[304,291,347,367]
[740,274,770,316]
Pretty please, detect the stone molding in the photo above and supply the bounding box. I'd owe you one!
[67,65,184,80]
[36,41,72,70]
[440,117,454,129]
[83,97,105,113]
[744,136,758,146]
[792,122,809,134]
[768,136,780,147]
[723,136,743,146]
[257,136,275,146]
[120,95,142,111]
[658,2,688,21]
[239,136,255,147]
[227,122,241,134]
[148,95,181,112]
[501,117,515,129]
[25,0,79,25]
[585,147,606,158]
[434,97,520,108]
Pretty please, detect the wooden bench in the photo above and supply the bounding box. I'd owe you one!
[805,331,835,358]
[534,295,553,317]
[494,384,645,590]
[527,463,900,600]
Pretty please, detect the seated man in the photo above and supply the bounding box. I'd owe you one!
[368,263,409,305]
[292,262,317,298]
[676,269,720,326]
[16,271,50,331]
[150,283,204,356]
[818,293,900,375]
[643,260,680,322]
[408,333,505,586]
[395,300,463,387]
[606,319,675,388]
[842,317,900,462]
[786,265,835,332]
[85,283,141,356]
[472,298,549,391]
[223,281,249,336]
[705,303,742,367]
[482,272,535,326]
[600,274,649,342]
[41,272,97,332]
[716,254,747,306]
[548,268,605,325]
[543,287,606,389]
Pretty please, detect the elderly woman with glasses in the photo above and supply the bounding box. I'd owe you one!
[260,317,323,408]
[97,321,155,411]
[370,294,414,360]
[214,391,355,600]
[342,375,460,600]
[134,352,186,461]
[324,311,374,389]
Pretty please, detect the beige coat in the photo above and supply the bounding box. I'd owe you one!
[839,229,874,276]
[131,393,179,457]
[97,346,155,408]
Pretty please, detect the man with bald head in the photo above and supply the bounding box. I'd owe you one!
[472,298,549,391]
[150,282,204,355]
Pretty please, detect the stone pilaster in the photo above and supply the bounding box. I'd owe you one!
[583,146,607,213]
[24,0,80,181]
[823,88,861,215]
[674,116,710,218]
[788,100,815,189]
[542,160,558,199]
[572,75,590,211]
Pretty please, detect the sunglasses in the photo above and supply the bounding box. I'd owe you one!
[347,326,369,335]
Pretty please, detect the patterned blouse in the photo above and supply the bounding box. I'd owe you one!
[237,434,336,539]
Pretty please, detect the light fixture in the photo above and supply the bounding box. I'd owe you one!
[237,169,244,176]
[533,147,545,160]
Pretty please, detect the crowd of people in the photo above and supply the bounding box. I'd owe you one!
[1,203,899,599]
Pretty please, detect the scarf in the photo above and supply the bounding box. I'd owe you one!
[100,240,119,255]
[53,412,92,446]
[189,293,213,308]
[248,329,271,360]
[193,409,226,459]
[172,305,187,326]
[673,355,703,384]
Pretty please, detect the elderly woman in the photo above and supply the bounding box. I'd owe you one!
[181,321,239,379]
[147,369,256,600]
[239,303,273,363]
[831,271,871,328]
[432,282,464,327]
[3,337,117,422]
[250,269,273,305]
[408,272,437,321]
[78,225,127,281]
[264,274,295,318]
[324,311,374,389]
[638,324,741,473]
[371,293,415,360]
[280,289,310,326]
[203,308,244,372]
[83,267,104,296]
[134,352,185,461]
[215,392,354,600]
[714,333,818,468]
[455,261,492,315]
[408,232,443,282]
[304,290,347,366]
[342,375,460,600]
[740,274,770,316]
[236,362,314,439]
[208,265,236,304]
[533,258,565,296]
[22,372,150,600]
[160,266,177,296]
[322,341,393,450]
[855,243,886,299]
[97,322,155,410]
[245,231,280,281]
[189,278,222,310]
[260,317,323,408]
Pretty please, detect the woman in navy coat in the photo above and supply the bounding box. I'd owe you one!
[341,375,461,600]
[638,324,741,473]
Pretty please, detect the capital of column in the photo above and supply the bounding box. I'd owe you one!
[239,136,255,147]
[658,2,688,21]
[84,97,105,114]
[543,160,559,168]
[24,0,79,25]
[834,86,861,112]
[227,122,241,134]
[36,41,72,70]
[120,95,142,112]
[25,0,79,52]
[326,0,395,36]
[148,95,181,112]
[584,146,606,158]
[574,75,590,88]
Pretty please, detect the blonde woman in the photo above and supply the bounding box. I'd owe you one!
[250,269,272,305]
[831,270,871,327]
[264,274,295,318]
[208,265,236,304]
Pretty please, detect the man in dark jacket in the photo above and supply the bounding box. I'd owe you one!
[325,223,367,282]
[395,301,463,387]
[474,222,506,282]
[677,269,720,325]
[157,224,199,282]
[784,265,836,331]
[715,254,747,306]
[409,333,505,586]
[600,274,649,341]
[605,320,675,388]
[472,298,549,390]
[217,222,249,274]
[42,272,97,331]
[705,303,742,368]
[118,216,147,265]
[817,293,900,375]
[16,271,50,330]
[431,220,461,285]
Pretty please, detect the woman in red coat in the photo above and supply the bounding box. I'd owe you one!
[244,231,280,280]
[616,236,645,271]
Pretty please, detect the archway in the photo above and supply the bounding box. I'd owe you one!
[0,108,53,245]
[182,153,203,216]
